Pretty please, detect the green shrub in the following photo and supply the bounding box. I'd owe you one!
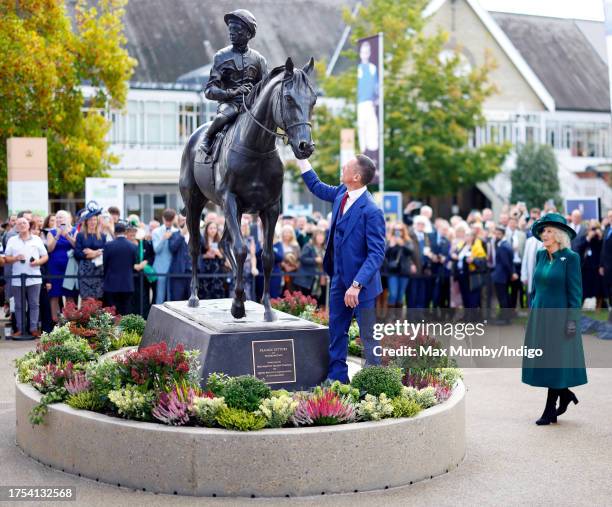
[40,336,96,365]
[191,396,227,426]
[391,397,422,418]
[257,395,298,428]
[215,407,267,431]
[329,380,360,403]
[205,372,231,396]
[108,385,154,420]
[356,393,394,421]
[40,324,74,345]
[402,386,437,409]
[348,339,363,357]
[351,366,403,398]
[86,359,123,402]
[15,352,42,383]
[222,375,271,412]
[119,314,146,336]
[66,391,105,411]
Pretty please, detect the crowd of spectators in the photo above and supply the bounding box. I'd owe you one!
[1,197,610,336]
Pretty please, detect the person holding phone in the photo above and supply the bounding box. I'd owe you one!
[46,210,77,322]
[198,221,227,300]
[3,217,48,337]
[74,203,106,301]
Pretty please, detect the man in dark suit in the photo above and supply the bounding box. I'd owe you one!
[492,225,515,324]
[168,215,192,301]
[103,220,139,315]
[569,209,587,252]
[430,219,451,313]
[298,154,386,383]
[599,209,612,322]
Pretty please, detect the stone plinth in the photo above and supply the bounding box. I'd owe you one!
[140,300,329,391]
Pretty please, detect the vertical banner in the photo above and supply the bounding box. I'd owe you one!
[340,128,356,176]
[6,137,49,216]
[605,1,612,117]
[357,33,384,190]
[85,178,125,215]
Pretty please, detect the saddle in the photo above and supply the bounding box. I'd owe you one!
[195,125,230,167]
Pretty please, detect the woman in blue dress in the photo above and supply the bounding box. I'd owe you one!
[46,210,77,322]
[74,204,106,301]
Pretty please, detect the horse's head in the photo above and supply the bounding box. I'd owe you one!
[278,57,317,160]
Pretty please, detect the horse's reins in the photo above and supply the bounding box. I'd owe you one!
[241,74,313,145]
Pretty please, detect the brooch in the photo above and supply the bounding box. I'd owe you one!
[561,257,566,261]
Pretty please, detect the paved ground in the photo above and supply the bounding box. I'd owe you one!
[1,333,612,507]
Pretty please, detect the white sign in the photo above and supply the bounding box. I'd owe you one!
[6,137,49,216]
[85,178,124,215]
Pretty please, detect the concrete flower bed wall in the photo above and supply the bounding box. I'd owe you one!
[15,379,465,498]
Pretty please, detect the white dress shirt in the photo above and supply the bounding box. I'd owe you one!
[297,159,367,214]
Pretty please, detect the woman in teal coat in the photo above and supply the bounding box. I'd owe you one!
[523,213,587,425]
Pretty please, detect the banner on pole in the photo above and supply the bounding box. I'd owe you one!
[357,34,383,186]
[6,137,49,216]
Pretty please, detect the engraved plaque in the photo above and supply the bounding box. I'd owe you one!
[252,339,296,384]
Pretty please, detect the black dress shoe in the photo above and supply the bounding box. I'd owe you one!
[556,389,578,416]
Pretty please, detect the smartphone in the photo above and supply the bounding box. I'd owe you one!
[211,242,218,250]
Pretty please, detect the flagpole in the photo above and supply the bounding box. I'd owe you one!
[378,31,384,195]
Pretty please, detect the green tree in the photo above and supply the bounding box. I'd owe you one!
[0,0,136,197]
[510,143,561,210]
[309,0,510,192]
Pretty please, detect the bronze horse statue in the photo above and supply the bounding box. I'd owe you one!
[179,57,317,321]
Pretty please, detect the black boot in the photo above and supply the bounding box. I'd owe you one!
[556,388,578,416]
[536,388,559,425]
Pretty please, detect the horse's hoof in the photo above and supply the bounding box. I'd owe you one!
[231,301,246,319]
[264,309,277,322]
[188,296,199,308]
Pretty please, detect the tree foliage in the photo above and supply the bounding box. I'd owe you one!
[510,143,561,210]
[0,0,136,197]
[309,0,510,193]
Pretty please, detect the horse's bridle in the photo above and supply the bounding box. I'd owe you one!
[241,75,313,145]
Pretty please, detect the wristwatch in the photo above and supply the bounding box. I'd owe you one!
[352,281,362,289]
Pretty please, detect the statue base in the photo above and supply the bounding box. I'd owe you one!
[140,300,329,391]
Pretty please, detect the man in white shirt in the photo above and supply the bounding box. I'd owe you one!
[4,217,48,337]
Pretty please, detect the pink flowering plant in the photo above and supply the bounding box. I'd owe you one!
[291,389,356,426]
[270,290,318,317]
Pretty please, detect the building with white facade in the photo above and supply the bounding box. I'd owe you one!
[101,0,612,220]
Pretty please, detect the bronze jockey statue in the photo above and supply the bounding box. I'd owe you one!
[199,9,268,155]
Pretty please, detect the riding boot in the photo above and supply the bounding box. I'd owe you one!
[536,388,559,425]
[199,114,230,154]
[556,388,579,416]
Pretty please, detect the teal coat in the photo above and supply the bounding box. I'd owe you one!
[522,247,588,388]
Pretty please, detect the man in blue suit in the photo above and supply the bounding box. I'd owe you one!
[491,225,515,325]
[103,220,139,315]
[297,155,386,383]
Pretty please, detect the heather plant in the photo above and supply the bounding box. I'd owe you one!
[151,383,198,426]
[109,385,155,421]
[292,390,356,426]
[402,386,437,409]
[28,359,74,424]
[191,396,227,426]
[435,384,453,402]
[64,371,91,395]
[119,314,146,336]
[222,376,271,412]
[356,393,394,421]
[66,391,105,412]
[391,397,422,418]
[257,395,298,428]
[351,366,404,398]
[215,407,267,431]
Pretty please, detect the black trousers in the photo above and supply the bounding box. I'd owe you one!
[494,282,511,320]
[508,262,524,309]
[105,292,134,316]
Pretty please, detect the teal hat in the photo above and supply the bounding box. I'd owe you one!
[531,212,576,241]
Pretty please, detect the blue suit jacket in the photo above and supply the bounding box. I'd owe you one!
[169,231,192,275]
[302,170,385,301]
[492,239,514,284]
[103,237,138,293]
